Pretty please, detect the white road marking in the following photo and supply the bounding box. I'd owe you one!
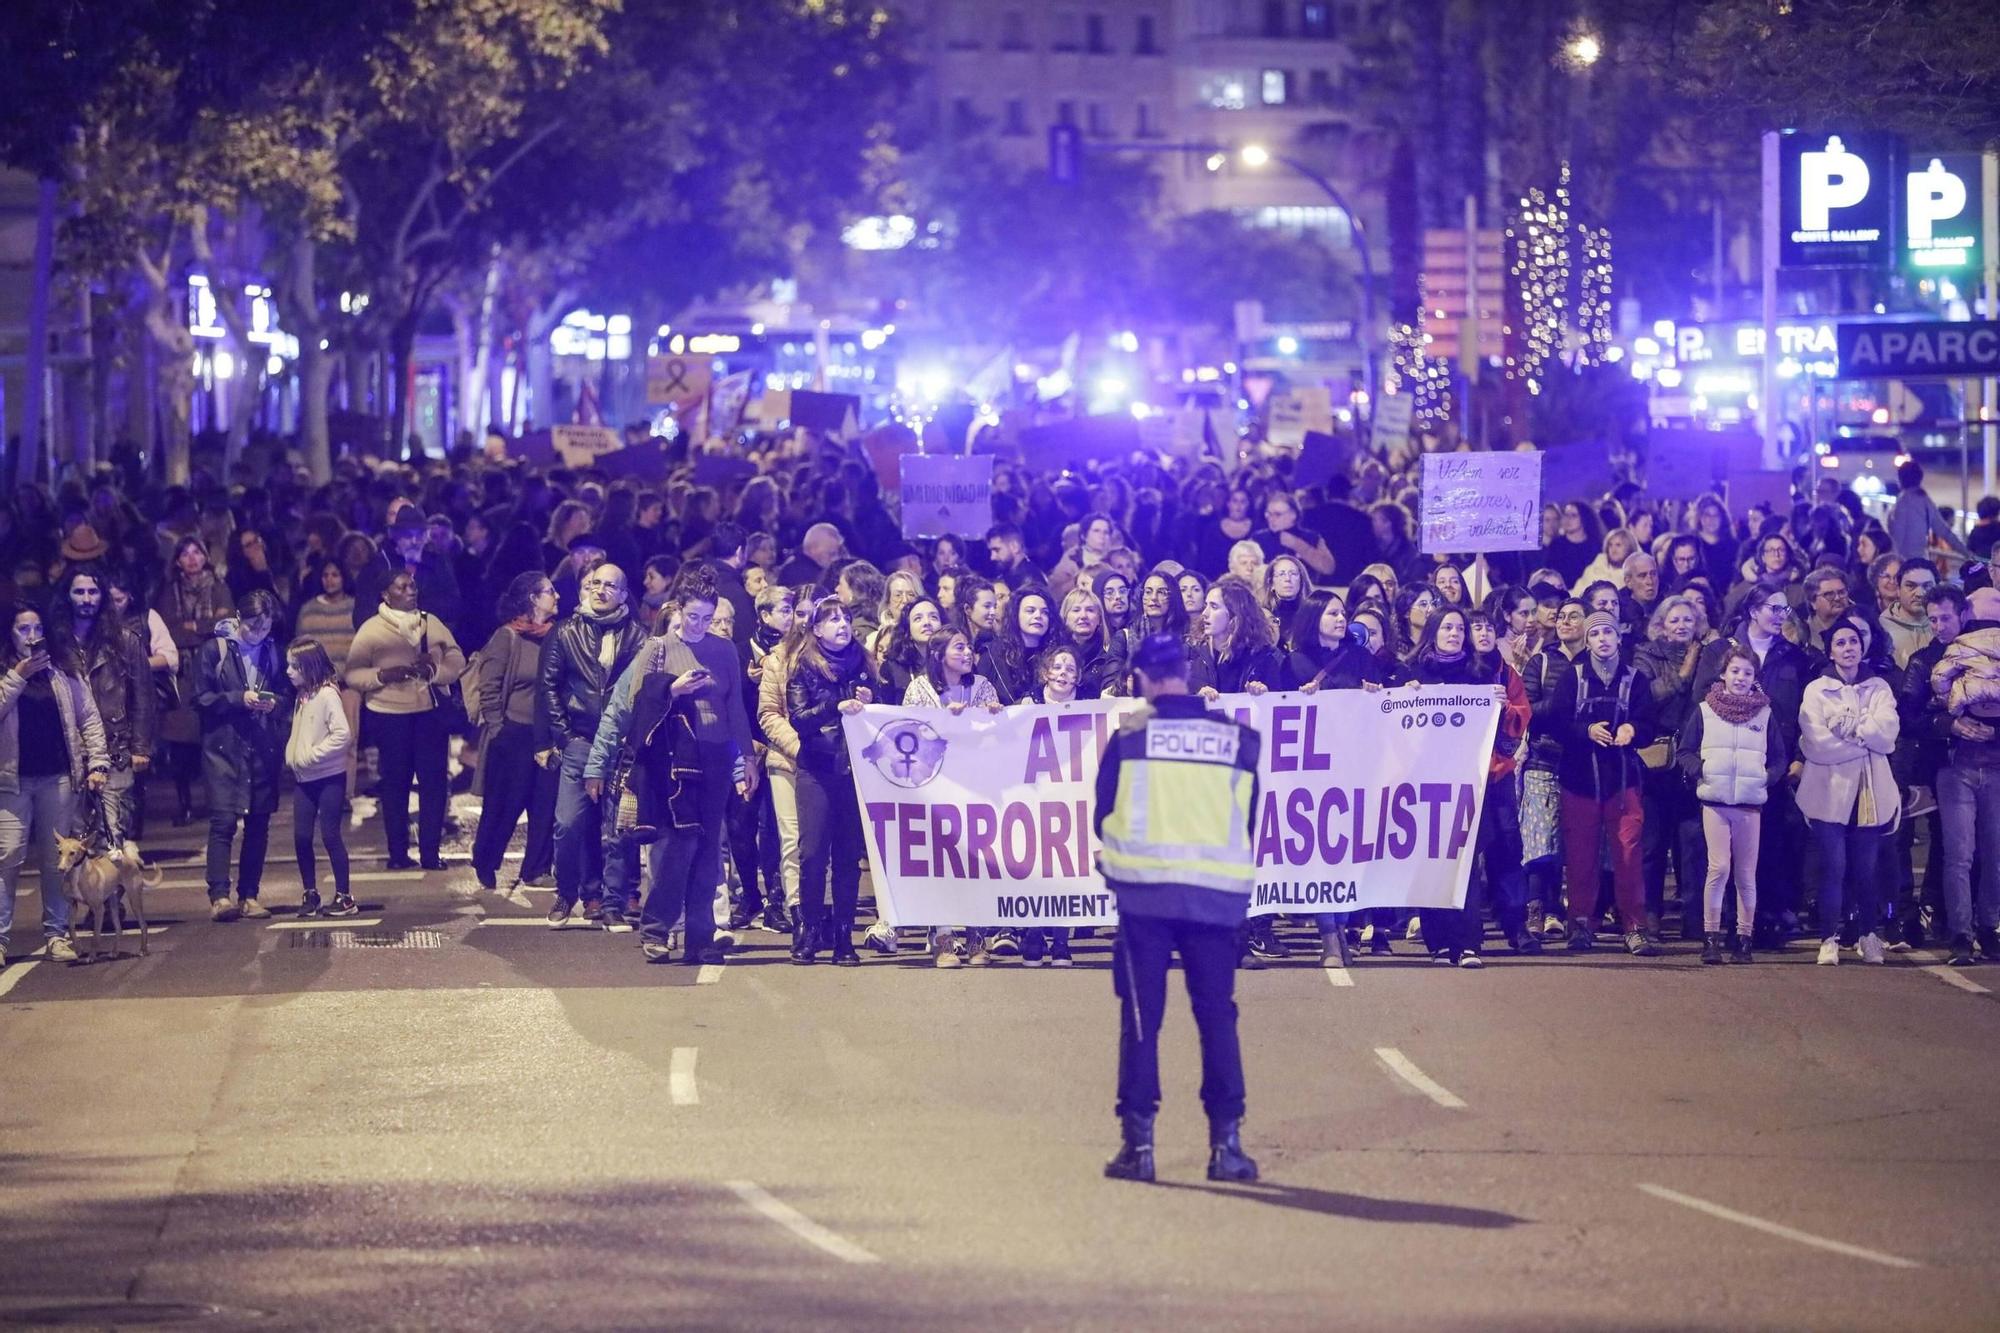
[474,917,567,927]
[670,1047,700,1105]
[1374,1047,1467,1109]
[0,960,41,1000]
[1901,950,1992,994]
[1637,1183,1922,1269]
[267,918,384,930]
[1921,964,1991,994]
[1323,967,1355,988]
[696,964,725,985]
[726,1180,881,1265]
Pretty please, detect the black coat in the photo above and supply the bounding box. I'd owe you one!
[1283,640,1389,691]
[629,671,706,832]
[1190,643,1283,694]
[785,649,875,774]
[1549,654,1660,799]
[536,614,650,749]
[196,632,292,815]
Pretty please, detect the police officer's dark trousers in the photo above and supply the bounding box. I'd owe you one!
[1113,915,1245,1121]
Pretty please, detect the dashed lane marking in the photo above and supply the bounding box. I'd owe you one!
[1637,1183,1922,1269]
[725,1180,881,1265]
[1323,967,1354,988]
[1374,1047,1467,1109]
[266,918,384,931]
[670,1047,699,1105]
[696,964,725,985]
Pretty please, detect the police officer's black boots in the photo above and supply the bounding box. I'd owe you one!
[1206,1118,1259,1182]
[1104,1113,1155,1183]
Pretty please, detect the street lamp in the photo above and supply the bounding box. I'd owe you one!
[1563,30,1602,68]
[1236,143,1378,412]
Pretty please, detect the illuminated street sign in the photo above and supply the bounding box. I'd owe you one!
[1777,131,1899,268]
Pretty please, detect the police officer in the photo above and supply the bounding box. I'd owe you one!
[1095,632,1262,1184]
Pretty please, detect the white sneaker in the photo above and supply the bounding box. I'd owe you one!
[863,922,898,954]
[47,937,77,962]
[1404,916,1422,940]
[1858,933,1886,965]
[1816,938,1841,966]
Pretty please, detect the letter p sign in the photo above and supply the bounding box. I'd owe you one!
[1800,136,1871,231]
[1907,158,1968,248]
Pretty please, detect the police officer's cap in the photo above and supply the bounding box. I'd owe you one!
[1130,632,1189,679]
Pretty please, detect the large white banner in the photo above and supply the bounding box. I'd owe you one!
[843,688,1502,928]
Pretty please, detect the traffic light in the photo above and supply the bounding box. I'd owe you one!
[1049,123,1080,185]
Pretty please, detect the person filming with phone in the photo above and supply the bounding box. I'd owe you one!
[0,604,112,962]
[196,590,291,921]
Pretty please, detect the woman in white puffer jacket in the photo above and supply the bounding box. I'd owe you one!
[1796,618,1900,966]
[1676,645,1787,965]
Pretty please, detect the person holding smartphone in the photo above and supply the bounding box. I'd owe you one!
[587,568,758,966]
[0,604,111,963]
[196,590,291,920]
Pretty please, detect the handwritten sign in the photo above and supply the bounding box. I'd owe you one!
[899,454,994,540]
[1420,452,1543,554]
[551,423,622,468]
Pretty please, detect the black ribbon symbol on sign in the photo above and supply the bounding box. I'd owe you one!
[658,359,693,397]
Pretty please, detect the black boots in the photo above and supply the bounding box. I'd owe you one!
[1207,1118,1260,1183]
[1105,1115,1259,1183]
[1104,1114,1156,1183]
[1701,932,1726,965]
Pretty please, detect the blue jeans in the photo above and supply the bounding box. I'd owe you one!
[1937,762,2000,939]
[0,774,75,944]
[1808,817,1885,941]
[554,737,633,914]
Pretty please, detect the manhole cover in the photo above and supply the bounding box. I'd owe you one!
[287,929,446,950]
[0,1301,262,1325]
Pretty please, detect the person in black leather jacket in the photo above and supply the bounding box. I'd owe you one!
[782,599,877,964]
[537,564,649,929]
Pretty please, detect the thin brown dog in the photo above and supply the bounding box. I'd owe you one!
[56,835,161,963]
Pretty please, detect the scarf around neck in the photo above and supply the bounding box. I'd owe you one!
[508,616,552,640]
[1705,680,1771,725]
[377,604,426,647]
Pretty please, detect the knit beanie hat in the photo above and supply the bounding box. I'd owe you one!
[1584,610,1618,634]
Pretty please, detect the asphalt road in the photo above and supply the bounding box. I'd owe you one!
[2,808,1997,1331]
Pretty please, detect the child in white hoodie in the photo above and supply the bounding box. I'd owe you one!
[286,638,355,916]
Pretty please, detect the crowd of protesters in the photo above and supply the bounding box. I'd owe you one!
[0,428,1994,975]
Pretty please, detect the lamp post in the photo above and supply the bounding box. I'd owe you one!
[1238,144,1379,415]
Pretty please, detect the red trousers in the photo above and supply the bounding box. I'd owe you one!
[1561,788,1646,932]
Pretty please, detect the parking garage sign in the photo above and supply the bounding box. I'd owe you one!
[1837,321,2000,379]
[1779,131,1899,268]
